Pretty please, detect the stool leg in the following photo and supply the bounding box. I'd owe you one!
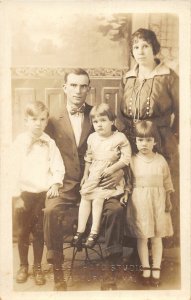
[68,247,78,282]
[84,247,91,263]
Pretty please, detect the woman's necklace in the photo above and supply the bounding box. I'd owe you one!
[138,61,157,80]
[129,72,155,123]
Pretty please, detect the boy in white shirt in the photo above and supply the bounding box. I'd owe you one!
[12,101,65,285]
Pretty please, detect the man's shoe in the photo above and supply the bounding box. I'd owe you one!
[54,280,67,291]
[33,266,46,285]
[16,266,28,283]
[53,266,67,290]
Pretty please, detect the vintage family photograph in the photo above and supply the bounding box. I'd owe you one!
[0,0,190,300]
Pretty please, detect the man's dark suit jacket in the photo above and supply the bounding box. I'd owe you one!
[45,102,93,201]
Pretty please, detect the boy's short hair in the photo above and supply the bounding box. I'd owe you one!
[90,103,116,122]
[25,101,49,118]
[64,68,90,85]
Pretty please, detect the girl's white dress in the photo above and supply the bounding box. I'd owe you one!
[127,152,174,238]
[80,131,131,200]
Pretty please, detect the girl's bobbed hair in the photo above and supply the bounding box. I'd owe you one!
[135,120,159,140]
[90,103,116,122]
[25,101,49,118]
[130,28,161,57]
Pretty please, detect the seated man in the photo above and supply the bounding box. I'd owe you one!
[44,68,124,291]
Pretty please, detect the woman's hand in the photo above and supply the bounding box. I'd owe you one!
[47,183,60,199]
[100,166,114,178]
[99,169,124,189]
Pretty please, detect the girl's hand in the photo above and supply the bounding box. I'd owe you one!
[14,197,25,213]
[47,183,60,199]
[120,192,128,207]
[99,169,124,189]
[165,193,173,212]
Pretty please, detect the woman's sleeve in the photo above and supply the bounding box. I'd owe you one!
[168,71,179,136]
[162,156,175,193]
[118,133,132,166]
[124,164,133,193]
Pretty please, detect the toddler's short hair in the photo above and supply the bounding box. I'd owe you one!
[90,103,116,122]
[135,120,159,140]
[25,101,49,118]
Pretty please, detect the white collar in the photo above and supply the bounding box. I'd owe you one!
[66,102,85,112]
[26,132,50,142]
[124,60,170,79]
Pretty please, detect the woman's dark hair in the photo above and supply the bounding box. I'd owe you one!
[130,28,161,57]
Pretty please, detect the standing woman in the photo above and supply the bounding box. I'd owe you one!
[120,28,179,245]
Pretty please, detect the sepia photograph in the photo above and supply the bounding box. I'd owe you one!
[0,0,190,300]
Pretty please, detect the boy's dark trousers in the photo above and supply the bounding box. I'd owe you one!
[15,191,46,267]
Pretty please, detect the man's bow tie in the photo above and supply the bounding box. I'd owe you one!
[70,105,85,115]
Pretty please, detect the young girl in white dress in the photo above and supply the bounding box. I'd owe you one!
[127,120,174,287]
[72,103,131,249]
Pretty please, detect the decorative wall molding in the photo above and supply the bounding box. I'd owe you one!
[11,67,129,79]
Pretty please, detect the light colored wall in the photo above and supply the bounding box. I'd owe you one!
[11,3,131,68]
[132,13,179,73]
[11,5,179,73]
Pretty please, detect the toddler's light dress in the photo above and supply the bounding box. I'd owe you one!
[127,152,174,238]
[80,131,131,200]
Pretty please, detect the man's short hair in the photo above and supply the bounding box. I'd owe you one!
[64,68,90,84]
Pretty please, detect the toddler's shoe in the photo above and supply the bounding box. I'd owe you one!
[16,265,28,283]
[33,265,46,285]
[71,232,84,248]
[139,267,151,286]
[151,267,161,287]
[85,233,98,249]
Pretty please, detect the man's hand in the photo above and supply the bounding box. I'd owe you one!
[99,169,124,189]
[165,193,173,212]
[47,183,60,199]
[100,166,114,178]
[14,197,25,213]
[120,191,128,207]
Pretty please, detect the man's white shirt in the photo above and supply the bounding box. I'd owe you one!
[66,103,84,147]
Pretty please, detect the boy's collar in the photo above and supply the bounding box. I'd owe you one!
[27,132,50,142]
